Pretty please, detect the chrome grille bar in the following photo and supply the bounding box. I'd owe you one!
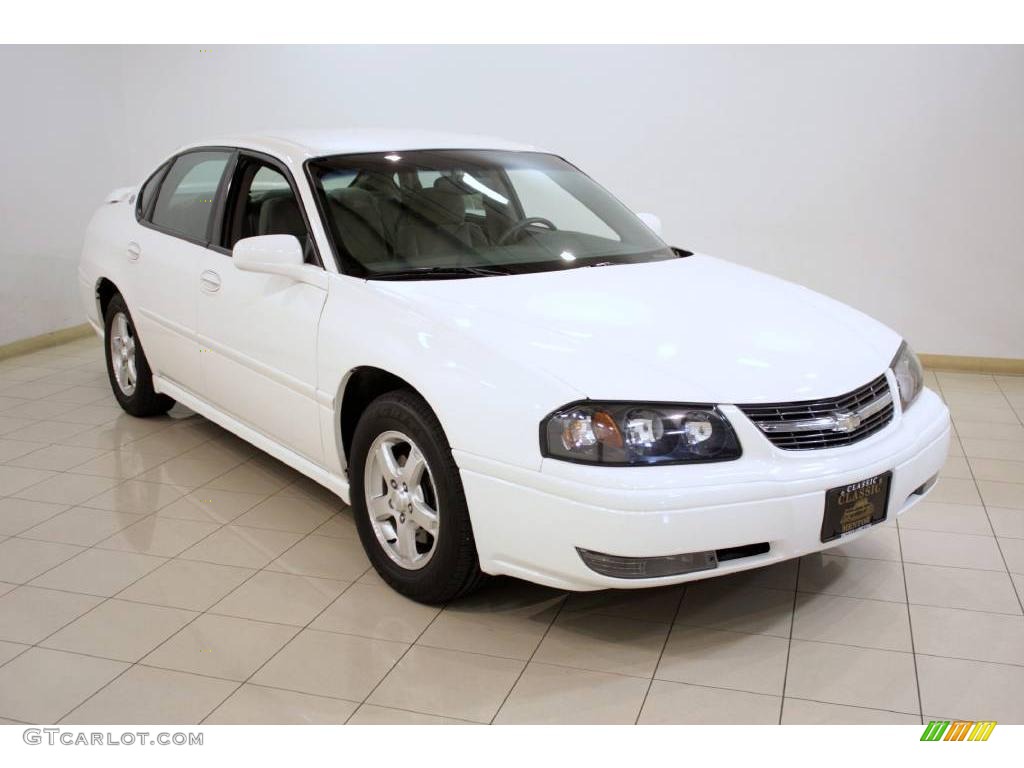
[738,373,895,450]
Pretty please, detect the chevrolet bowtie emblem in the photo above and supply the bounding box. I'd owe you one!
[831,410,863,433]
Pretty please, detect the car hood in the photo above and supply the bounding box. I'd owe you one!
[371,255,902,404]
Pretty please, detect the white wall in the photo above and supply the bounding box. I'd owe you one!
[0,47,128,345]
[3,46,1022,358]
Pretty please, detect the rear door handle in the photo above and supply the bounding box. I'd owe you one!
[127,242,141,261]
[200,270,222,293]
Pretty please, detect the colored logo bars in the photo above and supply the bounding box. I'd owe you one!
[921,720,997,742]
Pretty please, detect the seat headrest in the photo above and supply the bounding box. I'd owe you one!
[258,196,306,239]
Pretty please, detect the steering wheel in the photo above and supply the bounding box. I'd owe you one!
[498,217,558,245]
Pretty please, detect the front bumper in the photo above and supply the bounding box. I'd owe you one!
[456,384,951,591]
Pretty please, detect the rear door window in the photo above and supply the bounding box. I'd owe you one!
[150,151,232,243]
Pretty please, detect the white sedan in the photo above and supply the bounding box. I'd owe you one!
[79,130,951,603]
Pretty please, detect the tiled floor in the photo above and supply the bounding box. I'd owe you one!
[0,336,1022,725]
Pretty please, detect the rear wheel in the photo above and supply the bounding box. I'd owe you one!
[350,390,485,604]
[104,293,174,417]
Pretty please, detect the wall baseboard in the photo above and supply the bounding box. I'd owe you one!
[0,323,95,362]
[920,353,1024,375]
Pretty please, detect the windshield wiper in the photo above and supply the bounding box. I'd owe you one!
[369,265,513,280]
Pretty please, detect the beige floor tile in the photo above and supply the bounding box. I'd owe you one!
[46,385,110,406]
[0,416,36,439]
[0,648,127,724]
[917,655,1024,723]
[0,537,84,583]
[311,583,437,641]
[938,455,973,479]
[205,683,357,724]
[944,389,1012,409]
[969,458,1024,483]
[898,502,994,536]
[2,400,78,423]
[82,479,185,514]
[117,559,254,611]
[14,472,118,506]
[232,493,337,534]
[50,404,124,427]
[347,704,466,724]
[57,419,170,451]
[911,604,1024,665]
[212,570,348,626]
[676,583,794,637]
[252,628,407,700]
[0,465,57,496]
[0,640,28,666]
[43,599,196,662]
[793,592,912,651]
[156,487,267,523]
[0,437,45,462]
[988,507,1024,538]
[134,455,242,488]
[177,436,257,464]
[0,586,102,644]
[123,426,211,458]
[561,586,682,624]
[278,475,344,504]
[921,477,983,506]
[830,525,903,561]
[949,404,1020,426]
[1000,537,1024,573]
[900,529,1005,570]
[30,548,166,597]
[180,525,303,569]
[267,534,371,581]
[62,665,236,725]
[785,639,918,713]
[369,645,523,723]
[97,516,219,557]
[962,437,1024,462]
[143,613,298,681]
[798,554,906,602]
[9,445,107,472]
[312,510,358,539]
[978,480,1024,510]
[781,698,920,724]
[955,420,1024,442]
[67,447,168,479]
[0,581,15,598]
[206,461,294,495]
[495,662,649,724]
[655,626,789,696]
[4,420,93,444]
[639,679,781,724]
[0,497,68,535]
[534,612,669,678]
[905,563,1021,614]
[418,582,562,658]
[21,507,146,546]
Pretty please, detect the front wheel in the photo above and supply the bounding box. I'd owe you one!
[104,293,174,417]
[350,390,485,604]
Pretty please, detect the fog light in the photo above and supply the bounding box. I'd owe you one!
[576,547,718,579]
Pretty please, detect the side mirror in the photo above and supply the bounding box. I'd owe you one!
[232,235,325,288]
[636,212,663,238]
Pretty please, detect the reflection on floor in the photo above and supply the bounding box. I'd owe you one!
[0,335,1022,724]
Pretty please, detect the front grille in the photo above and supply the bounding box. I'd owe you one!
[738,373,894,450]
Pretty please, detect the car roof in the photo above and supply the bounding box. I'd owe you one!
[175,129,540,161]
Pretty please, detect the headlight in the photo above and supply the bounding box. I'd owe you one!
[890,340,924,411]
[541,402,741,465]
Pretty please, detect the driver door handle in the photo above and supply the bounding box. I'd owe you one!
[200,270,222,293]
[127,242,141,261]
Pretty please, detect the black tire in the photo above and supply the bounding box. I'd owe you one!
[350,389,486,604]
[103,293,175,417]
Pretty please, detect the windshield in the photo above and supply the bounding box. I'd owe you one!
[307,149,676,278]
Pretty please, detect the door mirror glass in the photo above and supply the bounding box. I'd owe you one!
[636,212,663,238]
